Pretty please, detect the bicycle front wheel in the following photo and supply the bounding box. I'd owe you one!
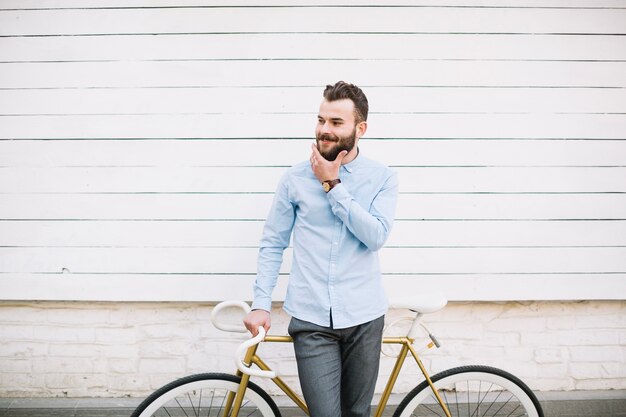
[130,373,281,417]
[394,365,543,417]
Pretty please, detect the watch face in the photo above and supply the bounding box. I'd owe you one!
[322,182,331,192]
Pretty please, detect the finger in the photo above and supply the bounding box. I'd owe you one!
[244,316,260,336]
[244,321,253,335]
[246,323,257,336]
[335,150,348,163]
[311,143,322,158]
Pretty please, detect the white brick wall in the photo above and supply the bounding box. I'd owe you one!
[0,300,624,398]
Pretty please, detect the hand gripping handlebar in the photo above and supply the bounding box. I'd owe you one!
[211,300,276,378]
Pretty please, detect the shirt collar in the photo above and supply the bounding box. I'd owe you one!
[341,147,361,173]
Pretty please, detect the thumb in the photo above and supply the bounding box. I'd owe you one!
[335,150,348,164]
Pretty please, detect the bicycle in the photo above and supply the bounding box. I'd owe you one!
[131,294,545,417]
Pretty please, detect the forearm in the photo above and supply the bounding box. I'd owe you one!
[252,173,295,311]
[327,175,398,251]
[251,246,284,311]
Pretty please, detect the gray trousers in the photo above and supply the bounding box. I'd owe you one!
[287,315,385,417]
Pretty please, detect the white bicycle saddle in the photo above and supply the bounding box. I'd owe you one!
[389,293,448,314]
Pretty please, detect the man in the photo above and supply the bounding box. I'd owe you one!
[244,81,398,417]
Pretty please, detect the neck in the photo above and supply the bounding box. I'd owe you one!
[341,146,359,165]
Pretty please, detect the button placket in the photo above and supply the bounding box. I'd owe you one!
[328,218,342,308]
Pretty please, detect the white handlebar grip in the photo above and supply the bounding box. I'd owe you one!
[235,326,276,379]
[211,300,252,333]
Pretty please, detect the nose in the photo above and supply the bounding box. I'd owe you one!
[319,121,332,135]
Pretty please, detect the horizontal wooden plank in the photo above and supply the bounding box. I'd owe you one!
[1,193,625,220]
[1,113,625,140]
[1,166,625,192]
[2,139,625,167]
[2,34,625,61]
[4,0,626,10]
[383,247,626,273]
[1,7,625,36]
[2,61,624,89]
[0,272,624,302]
[0,193,275,220]
[367,220,626,247]
[3,0,626,10]
[3,87,626,114]
[405,193,625,220]
[382,274,626,302]
[1,220,625,247]
[1,246,625,273]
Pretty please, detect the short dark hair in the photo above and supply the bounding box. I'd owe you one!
[323,81,369,124]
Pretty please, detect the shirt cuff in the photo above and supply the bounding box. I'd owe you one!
[326,182,350,211]
[251,297,272,312]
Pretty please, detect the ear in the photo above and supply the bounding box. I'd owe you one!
[356,121,368,139]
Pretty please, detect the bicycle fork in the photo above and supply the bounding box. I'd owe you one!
[224,343,258,417]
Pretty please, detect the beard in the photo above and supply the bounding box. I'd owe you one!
[316,126,357,161]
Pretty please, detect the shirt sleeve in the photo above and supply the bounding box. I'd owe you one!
[251,173,296,311]
[326,170,398,252]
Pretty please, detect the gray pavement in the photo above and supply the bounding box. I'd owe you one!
[0,391,625,416]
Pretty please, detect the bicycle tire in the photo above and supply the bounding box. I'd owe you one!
[130,372,281,417]
[393,365,544,417]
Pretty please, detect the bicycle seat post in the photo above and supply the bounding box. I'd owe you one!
[407,312,423,339]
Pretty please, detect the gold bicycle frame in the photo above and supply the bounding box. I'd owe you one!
[224,335,452,417]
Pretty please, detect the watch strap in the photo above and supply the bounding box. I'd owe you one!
[323,178,341,192]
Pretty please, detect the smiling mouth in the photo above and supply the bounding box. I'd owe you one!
[319,136,337,143]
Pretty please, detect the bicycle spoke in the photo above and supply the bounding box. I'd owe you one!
[175,397,191,417]
[465,380,470,417]
[217,391,228,416]
[186,392,198,417]
[197,389,202,417]
[471,380,481,417]
[491,393,517,417]
[242,399,260,417]
[475,380,495,417]
[421,394,447,417]
[442,390,454,417]
[454,388,460,417]
[477,385,503,417]
[206,389,215,417]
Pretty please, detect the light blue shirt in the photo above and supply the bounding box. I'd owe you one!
[251,152,398,329]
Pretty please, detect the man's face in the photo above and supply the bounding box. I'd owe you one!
[315,99,361,161]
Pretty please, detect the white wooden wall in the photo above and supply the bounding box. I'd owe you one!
[1,0,625,302]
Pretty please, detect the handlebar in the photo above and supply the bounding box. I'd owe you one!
[210,300,251,333]
[234,326,276,379]
[211,300,276,378]
[213,295,448,378]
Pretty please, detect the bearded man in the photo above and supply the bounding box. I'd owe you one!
[244,81,399,417]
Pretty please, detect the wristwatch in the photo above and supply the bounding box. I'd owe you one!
[322,179,341,193]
